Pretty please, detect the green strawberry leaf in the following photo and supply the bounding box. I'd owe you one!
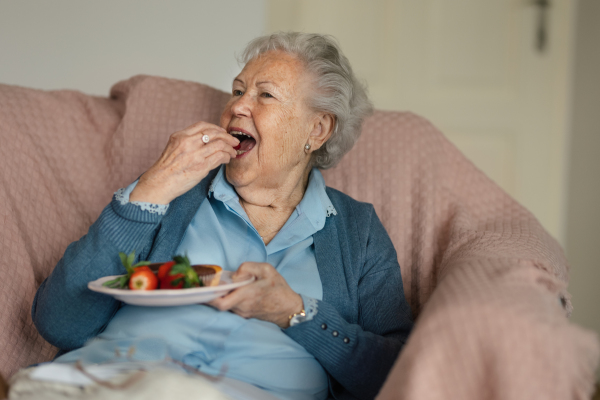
[119,252,128,269]
[118,251,137,275]
[171,277,184,287]
[102,274,129,289]
[185,269,200,286]
[168,255,199,287]
[111,250,151,289]
[102,277,121,288]
[173,255,190,267]
[127,251,135,270]
[169,264,187,275]
[132,261,152,268]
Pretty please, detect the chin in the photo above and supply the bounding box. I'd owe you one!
[225,163,252,187]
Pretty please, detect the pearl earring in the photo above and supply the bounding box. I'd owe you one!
[304,143,311,152]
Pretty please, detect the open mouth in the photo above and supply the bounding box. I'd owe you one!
[229,130,256,157]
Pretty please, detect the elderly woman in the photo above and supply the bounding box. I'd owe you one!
[32,32,413,400]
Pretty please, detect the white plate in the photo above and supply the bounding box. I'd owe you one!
[88,271,254,307]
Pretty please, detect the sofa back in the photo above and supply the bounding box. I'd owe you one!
[0,76,230,376]
[0,75,567,378]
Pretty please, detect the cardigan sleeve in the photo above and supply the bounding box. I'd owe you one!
[31,194,165,351]
[285,206,413,400]
[114,179,170,215]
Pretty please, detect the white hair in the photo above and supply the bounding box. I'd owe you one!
[239,32,373,169]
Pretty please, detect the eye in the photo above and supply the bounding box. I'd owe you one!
[261,92,274,99]
[233,89,243,96]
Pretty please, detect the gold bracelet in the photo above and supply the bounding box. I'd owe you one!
[288,309,307,327]
[289,309,306,321]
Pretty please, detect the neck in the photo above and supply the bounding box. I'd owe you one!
[235,164,312,244]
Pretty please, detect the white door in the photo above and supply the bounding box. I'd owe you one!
[267,0,575,242]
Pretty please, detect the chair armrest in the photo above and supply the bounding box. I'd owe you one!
[377,258,600,400]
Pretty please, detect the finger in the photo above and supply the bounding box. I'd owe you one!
[171,128,239,157]
[207,296,228,310]
[209,267,269,311]
[180,122,239,146]
[175,140,235,169]
[235,262,273,279]
[231,271,253,282]
[209,284,256,311]
[165,133,235,165]
[201,140,238,159]
[208,295,232,311]
[203,149,236,170]
[193,129,240,148]
[180,121,227,136]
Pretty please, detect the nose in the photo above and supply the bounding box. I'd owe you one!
[230,93,252,118]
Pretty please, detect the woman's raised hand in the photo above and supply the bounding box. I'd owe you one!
[209,262,304,329]
[129,122,239,205]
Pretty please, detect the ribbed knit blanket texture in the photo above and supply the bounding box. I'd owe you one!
[0,75,597,399]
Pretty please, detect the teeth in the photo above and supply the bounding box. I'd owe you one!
[236,150,247,155]
[230,130,252,138]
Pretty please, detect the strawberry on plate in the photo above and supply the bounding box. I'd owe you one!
[159,271,185,289]
[133,265,152,274]
[158,260,183,289]
[129,270,158,290]
[157,261,176,281]
[159,256,201,289]
[102,250,152,289]
[102,252,213,291]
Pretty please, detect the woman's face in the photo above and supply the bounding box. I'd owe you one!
[220,50,317,191]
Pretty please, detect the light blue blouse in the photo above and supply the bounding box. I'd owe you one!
[177,166,331,300]
[55,166,337,400]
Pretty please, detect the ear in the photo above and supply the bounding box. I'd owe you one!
[307,113,335,152]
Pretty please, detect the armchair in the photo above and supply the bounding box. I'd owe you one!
[0,75,597,399]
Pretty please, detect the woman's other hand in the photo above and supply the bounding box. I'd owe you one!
[209,262,303,328]
[130,122,240,204]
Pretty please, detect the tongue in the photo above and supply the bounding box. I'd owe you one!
[238,138,256,152]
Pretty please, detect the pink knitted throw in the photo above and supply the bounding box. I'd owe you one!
[0,76,597,399]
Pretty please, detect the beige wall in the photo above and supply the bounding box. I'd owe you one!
[565,0,600,380]
[266,0,576,243]
[0,0,266,95]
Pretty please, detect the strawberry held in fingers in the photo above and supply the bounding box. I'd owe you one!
[129,270,158,290]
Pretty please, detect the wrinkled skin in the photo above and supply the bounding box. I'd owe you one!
[130,121,239,205]
[132,50,335,328]
[222,50,318,205]
[210,262,303,328]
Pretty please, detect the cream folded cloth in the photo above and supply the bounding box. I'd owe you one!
[8,365,233,400]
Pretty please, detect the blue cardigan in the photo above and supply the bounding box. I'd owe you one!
[32,169,413,400]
